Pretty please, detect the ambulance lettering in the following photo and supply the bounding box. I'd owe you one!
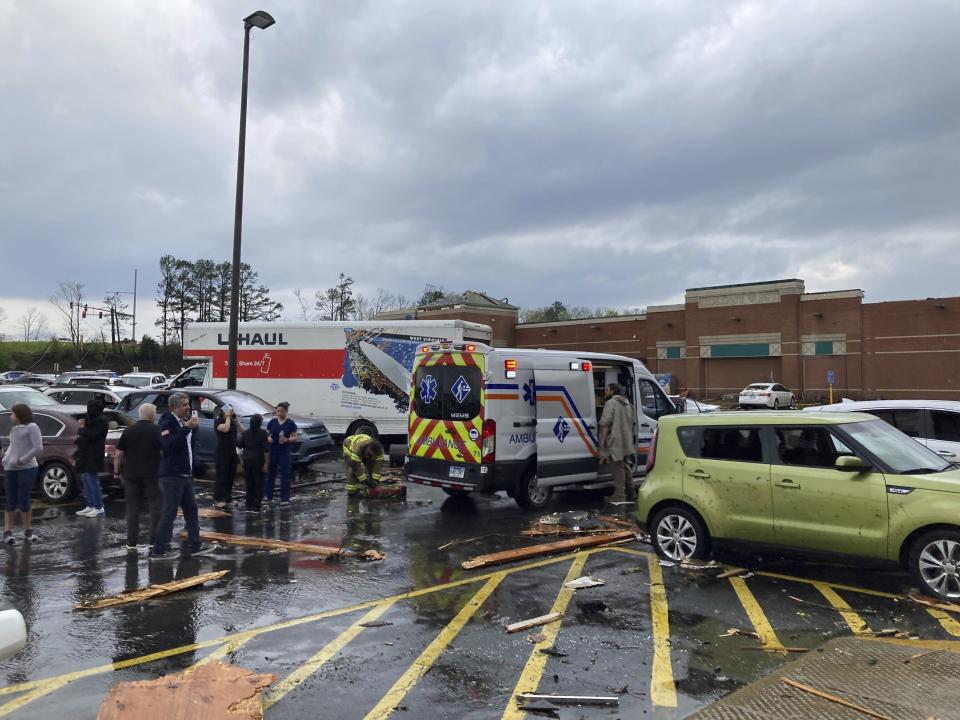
[509,433,534,444]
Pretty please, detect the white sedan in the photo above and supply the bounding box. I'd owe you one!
[739,383,795,409]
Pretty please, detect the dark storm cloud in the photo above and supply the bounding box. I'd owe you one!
[2,0,959,335]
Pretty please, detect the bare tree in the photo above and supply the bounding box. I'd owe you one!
[19,306,49,341]
[50,281,84,351]
[292,287,315,321]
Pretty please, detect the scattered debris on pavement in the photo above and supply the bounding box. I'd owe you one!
[359,621,393,628]
[526,632,547,644]
[505,612,563,633]
[523,511,640,538]
[517,698,560,716]
[538,647,568,658]
[178,507,232,519]
[716,567,750,579]
[781,678,893,720]
[178,531,384,561]
[679,559,723,571]
[516,693,619,707]
[720,628,761,640]
[742,646,809,653]
[97,661,276,720]
[462,531,638,570]
[76,571,230,610]
[907,593,960,614]
[563,576,605,589]
[436,535,495,551]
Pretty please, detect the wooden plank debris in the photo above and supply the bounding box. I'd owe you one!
[908,593,960,614]
[505,612,562,634]
[180,530,385,562]
[462,531,638,570]
[782,678,894,720]
[517,693,619,707]
[179,507,232,519]
[716,567,749,579]
[97,661,276,720]
[77,571,229,610]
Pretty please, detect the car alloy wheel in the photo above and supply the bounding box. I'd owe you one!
[656,513,699,561]
[918,538,960,599]
[41,464,71,501]
[526,474,550,506]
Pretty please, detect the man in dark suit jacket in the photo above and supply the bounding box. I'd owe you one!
[150,393,214,561]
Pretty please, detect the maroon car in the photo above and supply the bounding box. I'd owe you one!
[0,406,133,502]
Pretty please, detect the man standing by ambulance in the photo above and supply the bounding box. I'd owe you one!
[599,383,637,503]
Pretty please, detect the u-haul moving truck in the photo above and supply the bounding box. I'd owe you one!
[172,320,492,443]
[404,342,678,509]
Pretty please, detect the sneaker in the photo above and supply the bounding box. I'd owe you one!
[87,507,106,517]
[76,506,93,517]
[125,545,139,552]
[3,532,14,546]
[149,548,180,562]
[24,531,38,543]
[213,501,228,509]
[278,500,291,508]
[190,543,217,557]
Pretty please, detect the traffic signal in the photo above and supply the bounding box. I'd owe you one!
[82,304,88,319]
[98,311,103,319]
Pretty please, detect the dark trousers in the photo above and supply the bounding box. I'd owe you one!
[124,475,160,547]
[153,475,200,554]
[214,454,237,503]
[265,450,292,502]
[243,457,264,510]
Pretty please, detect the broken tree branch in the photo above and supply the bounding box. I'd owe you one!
[462,531,638,570]
[76,571,229,610]
[907,593,960,614]
[517,693,619,707]
[782,678,894,720]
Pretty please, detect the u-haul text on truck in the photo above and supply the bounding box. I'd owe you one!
[172,320,492,443]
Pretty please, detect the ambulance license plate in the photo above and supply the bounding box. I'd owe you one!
[449,466,465,479]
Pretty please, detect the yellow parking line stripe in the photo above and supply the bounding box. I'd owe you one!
[502,554,590,719]
[262,599,397,710]
[727,574,786,651]
[647,554,678,708]
[188,631,258,670]
[754,569,902,600]
[364,573,506,720]
[926,608,960,638]
[815,583,872,634]
[0,678,72,718]
[0,550,587,700]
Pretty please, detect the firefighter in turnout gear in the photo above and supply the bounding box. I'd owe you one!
[343,434,404,498]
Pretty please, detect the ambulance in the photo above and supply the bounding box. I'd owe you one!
[404,342,679,509]
[170,320,492,444]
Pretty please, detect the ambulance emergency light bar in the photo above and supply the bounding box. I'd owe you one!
[419,343,478,353]
[504,359,518,379]
[569,361,592,371]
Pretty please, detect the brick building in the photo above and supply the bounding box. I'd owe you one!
[380,281,960,401]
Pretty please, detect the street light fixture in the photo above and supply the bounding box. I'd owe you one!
[227,10,276,390]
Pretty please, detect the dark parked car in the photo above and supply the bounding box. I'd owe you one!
[0,407,133,502]
[117,389,334,468]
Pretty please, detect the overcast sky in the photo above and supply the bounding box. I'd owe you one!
[2,0,959,339]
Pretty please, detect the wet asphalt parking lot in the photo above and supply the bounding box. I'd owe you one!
[2,459,959,719]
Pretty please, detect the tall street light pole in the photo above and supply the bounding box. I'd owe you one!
[228,10,275,390]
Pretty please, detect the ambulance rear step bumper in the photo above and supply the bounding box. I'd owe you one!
[405,474,478,493]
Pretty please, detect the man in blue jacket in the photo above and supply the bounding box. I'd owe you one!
[151,393,214,561]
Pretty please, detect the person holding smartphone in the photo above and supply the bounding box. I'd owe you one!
[151,393,214,561]
[213,403,243,509]
[264,401,298,508]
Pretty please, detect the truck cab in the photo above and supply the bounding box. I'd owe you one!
[404,343,677,509]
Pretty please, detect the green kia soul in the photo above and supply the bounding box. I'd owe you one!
[636,411,960,601]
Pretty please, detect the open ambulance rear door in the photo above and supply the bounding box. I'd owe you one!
[534,368,599,484]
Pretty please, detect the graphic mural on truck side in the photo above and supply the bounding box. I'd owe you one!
[341,329,443,412]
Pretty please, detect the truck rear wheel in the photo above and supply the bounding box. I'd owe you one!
[514,470,552,510]
[348,420,379,439]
